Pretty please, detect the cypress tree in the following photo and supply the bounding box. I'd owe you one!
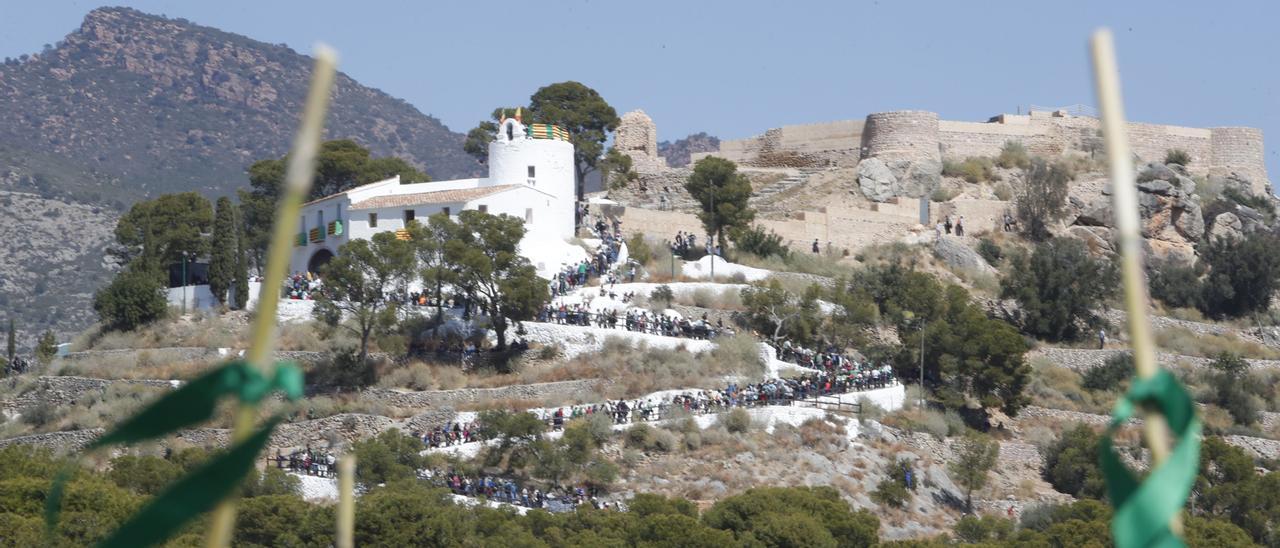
[6,318,14,363]
[233,204,250,310]
[209,196,237,306]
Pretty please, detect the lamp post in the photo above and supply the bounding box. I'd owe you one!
[709,189,716,279]
[904,311,925,408]
[670,244,675,279]
[181,251,189,315]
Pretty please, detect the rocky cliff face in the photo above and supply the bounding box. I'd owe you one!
[658,132,720,168]
[0,7,484,348]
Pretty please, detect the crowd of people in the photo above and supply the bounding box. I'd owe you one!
[550,216,626,298]
[775,340,895,387]
[270,447,337,477]
[285,272,321,300]
[425,471,620,512]
[538,303,728,340]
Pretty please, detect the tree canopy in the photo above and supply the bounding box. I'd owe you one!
[112,191,213,275]
[313,231,416,365]
[93,269,168,332]
[528,82,619,201]
[208,196,237,306]
[684,156,755,247]
[1001,237,1116,342]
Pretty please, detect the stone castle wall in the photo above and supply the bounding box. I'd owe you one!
[696,110,1269,193]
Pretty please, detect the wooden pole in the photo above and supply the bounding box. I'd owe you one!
[1088,28,1181,535]
[206,44,338,548]
[337,455,356,548]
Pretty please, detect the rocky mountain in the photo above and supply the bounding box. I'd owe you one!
[0,7,485,349]
[658,132,719,168]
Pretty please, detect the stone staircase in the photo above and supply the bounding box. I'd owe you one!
[750,168,821,215]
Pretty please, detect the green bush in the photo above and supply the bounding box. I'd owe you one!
[1001,238,1116,342]
[625,423,655,449]
[943,156,997,183]
[1209,352,1261,426]
[930,187,959,202]
[702,487,880,548]
[627,233,653,266]
[731,224,788,259]
[719,408,752,434]
[977,238,1003,265]
[997,141,1031,170]
[650,285,674,307]
[1042,424,1107,499]
[954,514,1015,543]
[993,182,1014,201]
[1199,231,1280,318]
[1082,353,1132,392]
[870,477,910,508]
[351,429,427,487]
[1014,158,1073,241]
[1165,148,1192,166]
[1148,258,1204,310]
[93,270,168,332]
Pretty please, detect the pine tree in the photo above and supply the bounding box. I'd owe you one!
[208,196,237,306]
[233,204,250,310]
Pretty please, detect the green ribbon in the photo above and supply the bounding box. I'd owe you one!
[44,360,302,547]
[1099,369,1201,548]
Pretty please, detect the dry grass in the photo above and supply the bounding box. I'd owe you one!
[1154,326,1280,360]
[1023,357,1114,414]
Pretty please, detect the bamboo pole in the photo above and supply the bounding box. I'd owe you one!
[206,44,338,548]
[1089,29,1181,535]
[337,455,356,548]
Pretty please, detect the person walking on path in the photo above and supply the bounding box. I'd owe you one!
[944,216,953,234]
[1098,328,1107,349]
[812,239,820,254]
[955,216,965,237]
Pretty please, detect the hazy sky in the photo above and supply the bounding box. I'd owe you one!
[2,0,1277,185]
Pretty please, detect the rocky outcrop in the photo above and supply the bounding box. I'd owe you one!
[1069,164,1206,262]
[932,236,997,275]
[857,157,897,202]
[856,157,940,202]
[1208,212,1244,242]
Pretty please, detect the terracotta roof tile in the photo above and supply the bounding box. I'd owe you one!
[348,185,520,210]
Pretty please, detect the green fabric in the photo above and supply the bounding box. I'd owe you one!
[90,360,302,449]
[98,422,278,548]
[44,360,302,546]
[1099,369,1201,548]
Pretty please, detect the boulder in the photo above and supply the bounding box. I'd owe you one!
[932,236,997,276]
[1172,200,1205,241]
[857,158,898,202]
[1208,212,1244,242]
[1138,179,1176,196]
[1067,225,1116,256]
[888,158,942,199]
[1076,198,1113,227]
[1138,162,1179,183]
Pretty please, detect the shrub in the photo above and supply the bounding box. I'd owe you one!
[1209,352,1261,426]
[1014,157,1073,241]
[627,233,653,266]
[943,157,996,183]
[650,285,674,308]
[954,514,1015,543]
[351,429,426,487]
[649,429,678,453]
[1042,424,1106,499]
[870,477,910,508]
[93,270,168,332]
[731,224,788,259]
[1002,238,1117,342]
[625,423,654,448]
[976,237,1003,265]
[993,182,1014,201]
[997,141,1031,170]
[719,408,752,434]
[1199,231,1280,319]
[1082,353,1133,392]
[1148,258,1204,310]
[931,187,959,202]
[1165,149,1192,166]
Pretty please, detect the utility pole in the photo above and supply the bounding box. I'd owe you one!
[709,189,715,279]
[919,321,926,408]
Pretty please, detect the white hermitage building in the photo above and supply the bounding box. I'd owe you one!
[289,114,579,277]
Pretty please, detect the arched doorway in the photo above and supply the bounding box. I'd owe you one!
[308,248,335,275]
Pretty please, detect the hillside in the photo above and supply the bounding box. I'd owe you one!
[0,7,481,205]
[0,7,485,347]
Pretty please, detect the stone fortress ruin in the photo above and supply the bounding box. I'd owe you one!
[608,106,1270,260]
[690,109,1269,196]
